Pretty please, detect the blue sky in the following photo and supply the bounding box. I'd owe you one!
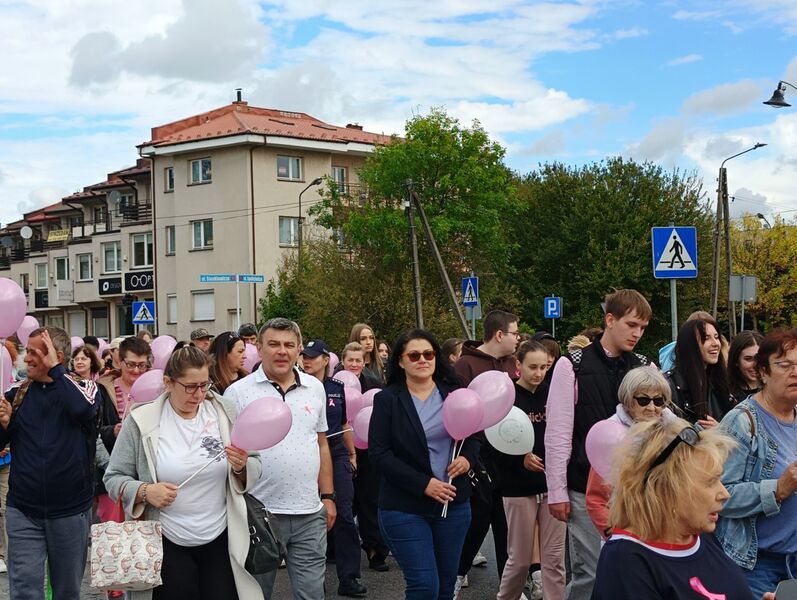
[1,0,796,226]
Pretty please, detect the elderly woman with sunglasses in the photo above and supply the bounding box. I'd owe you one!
[586,366,677,540]
[593,418,770,600]
[369,329,479,600]
[104,346,263,600]
[716,328,797,599]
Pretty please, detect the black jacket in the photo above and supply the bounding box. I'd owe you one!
[369,380,479,517]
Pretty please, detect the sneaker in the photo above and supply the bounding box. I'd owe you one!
[368,551,389,572]
[471,551,487,567]
[454,575,467,599]
[529,570,543,600]
[338,577,368,597]
[0,559,6,574]
[461,574,469,587]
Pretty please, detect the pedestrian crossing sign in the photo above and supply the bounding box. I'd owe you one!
[462,277,479,307]
[132,301,156,324]
[652,227,697,279]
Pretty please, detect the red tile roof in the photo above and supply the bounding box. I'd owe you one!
[62,158,151,202]
[140,102,393,148]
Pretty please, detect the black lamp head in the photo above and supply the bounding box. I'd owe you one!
[764,83,791,108]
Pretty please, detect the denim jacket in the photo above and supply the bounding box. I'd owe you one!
[715,397,781,570]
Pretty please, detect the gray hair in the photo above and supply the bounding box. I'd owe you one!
[258,317,302,346]
[29,326,71,365]
[617,366,671,410]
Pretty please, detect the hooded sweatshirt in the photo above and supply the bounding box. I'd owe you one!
[454,340,517,387]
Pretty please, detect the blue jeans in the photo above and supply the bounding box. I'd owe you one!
[745,550,797,599]
[379,501,471,600]
[6,505,92,600]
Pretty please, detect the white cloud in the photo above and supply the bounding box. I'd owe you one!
[673,9,720,20]
[728,187,770,218]
[667,53,703,66]
[612,27,648,39]
[627,117,687,164]
[681,80,763,115]
[524,130,567,155]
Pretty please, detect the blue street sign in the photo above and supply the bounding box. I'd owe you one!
[544,297,562,319]
[652,227,698,279]
[238,274,265,283]
[200,274,237,283]
[462,277,479,307]
[131,301,156,324]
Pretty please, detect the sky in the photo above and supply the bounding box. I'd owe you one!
[2,0,797,227]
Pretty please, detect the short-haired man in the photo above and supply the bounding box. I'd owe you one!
[454,310,520,587]
[0,327,99,599]
[225,318,336,600]
[238,323,258,346]
[545,289,651,600]
[190,328,214,353]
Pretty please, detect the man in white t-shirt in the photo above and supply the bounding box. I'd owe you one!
[225,317,336,600]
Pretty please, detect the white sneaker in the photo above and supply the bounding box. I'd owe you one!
[454,575,467,598]
[0,559,6,573]
[471,551,487,567]
[521,595,529,600]
[529,570,543,600]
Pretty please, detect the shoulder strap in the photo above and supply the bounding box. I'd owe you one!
[736,405,756,441]
[567,349,583,374]
[11,379,33,412]
[633,352,650,366]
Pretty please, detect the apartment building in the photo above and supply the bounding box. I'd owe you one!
[139,96,390,340]
[0,160,154,338]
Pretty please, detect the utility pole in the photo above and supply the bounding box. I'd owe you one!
[405,181,424,329]
[721,171,736,338]
[709,168,724,319]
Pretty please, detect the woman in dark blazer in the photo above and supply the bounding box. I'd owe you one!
[369,329,479,600]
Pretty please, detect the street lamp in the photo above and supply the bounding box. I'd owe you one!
[756,213,772,229]
[710,143,767,337]
[763,81,797,108]
[297,177,323,264]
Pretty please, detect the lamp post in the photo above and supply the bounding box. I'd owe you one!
[298,177,323,265]
[763,80,797,108]
[756,213,772,229]
[710,143,766,337]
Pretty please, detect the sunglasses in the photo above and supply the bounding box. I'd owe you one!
[403,350,436,362]
[634,395,666,407]
[643,425,700,484]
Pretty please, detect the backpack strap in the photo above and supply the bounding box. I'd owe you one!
[736,404,756,443]
[633,352,650,366]
[567,348,583,375]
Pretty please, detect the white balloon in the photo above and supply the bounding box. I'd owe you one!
[485,406,535,455]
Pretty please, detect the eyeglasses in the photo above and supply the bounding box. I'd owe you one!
[634,395,666,407]
[771,360,797,374]
[503,330,521,339]
[173,380,213,394]
[402,350,436,362]
[123,360,151,371]
[643,425,700,484]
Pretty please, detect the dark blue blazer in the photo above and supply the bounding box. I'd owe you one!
[368,380,479,517]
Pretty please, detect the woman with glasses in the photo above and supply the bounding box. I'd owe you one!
[666,317,734,428]
[592,418,765,599]
[586,366,676,540]
[208,332,248,394]
[104,346,263,600]
[716,328,797,598]
[728,330,764,404]
[369,329,479,599]
[98,336,152,424]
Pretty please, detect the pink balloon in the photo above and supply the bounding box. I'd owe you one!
[335,370,361,393]
[97,339,110,356]
[0,278,27,338]
[231,396,293,451]
[243,343,259,373]
[70,336,84,351]
[0,345,14,393]
[327,352,339,377]
[469,371,514,430]
[16,316,39,346]
[352,428,368,450]
[150,335,177,371]
[130,369,165,404]
[361,388,380,409]
[351,406,373,448]
[585,419,628,479]
[345,387,364,422]
[443,388,485,440]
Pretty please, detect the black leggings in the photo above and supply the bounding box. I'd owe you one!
[153,529,239,600]
[458,486,508,577]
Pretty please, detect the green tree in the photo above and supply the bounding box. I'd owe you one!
[512,158,715,357]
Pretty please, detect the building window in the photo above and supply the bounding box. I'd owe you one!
[189,158,212,184]
[166,226,176,255]
[132,233,153,267]
[102,241,121,273]
[332,166,347,187]
[119,193,134,218]
[192,290,214,321]
[167,294,177,324]
[279,216,299,247]
[94,205,108,224]
[35,264,47,289]
[191,220,213,249]
[92,308,109,338]
[55,257,69,280]
[164,167,174,192]
[277,156,303,181]
[19,273,29,291]
[77,253,92,280]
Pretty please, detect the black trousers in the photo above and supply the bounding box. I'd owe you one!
[354,448,390,558]
[331,451,362,581]
[457,486,508,577]
[153,529,238,600]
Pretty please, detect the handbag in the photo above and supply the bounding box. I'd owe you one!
[244,493,286,575]
[90,484,163,591]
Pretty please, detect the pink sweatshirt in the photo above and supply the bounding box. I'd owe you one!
[543,358,578,504]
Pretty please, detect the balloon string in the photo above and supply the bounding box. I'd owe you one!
[177,449,226,489]
[442,439,463,518]
[326,427,353,439]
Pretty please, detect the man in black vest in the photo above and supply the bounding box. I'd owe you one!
[544,290,651,600]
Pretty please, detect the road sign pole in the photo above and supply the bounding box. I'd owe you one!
[670,278,678,342]
[236,277,241,331]
[740,275,745,331]
[552,318,555,339]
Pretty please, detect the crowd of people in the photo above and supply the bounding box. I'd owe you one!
[0,288,795,600]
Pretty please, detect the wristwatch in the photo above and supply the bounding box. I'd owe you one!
[320,492,337,502]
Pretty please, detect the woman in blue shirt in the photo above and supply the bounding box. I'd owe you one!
[369,329,479,600]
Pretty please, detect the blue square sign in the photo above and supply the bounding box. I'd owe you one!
[462,277,479,307]
[652,227,698,279]
[544,297,562,319]
[131,301,156,324]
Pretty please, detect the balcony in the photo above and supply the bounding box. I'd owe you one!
[118,202,152,226]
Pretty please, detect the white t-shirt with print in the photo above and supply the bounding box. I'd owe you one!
[156,400,227,546]
[224,368,327,515]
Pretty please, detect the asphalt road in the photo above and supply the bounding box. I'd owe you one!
[0,535,502,599]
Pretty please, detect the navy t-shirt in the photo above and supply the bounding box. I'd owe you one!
[592,531,754,600]
[323,377,348,458]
